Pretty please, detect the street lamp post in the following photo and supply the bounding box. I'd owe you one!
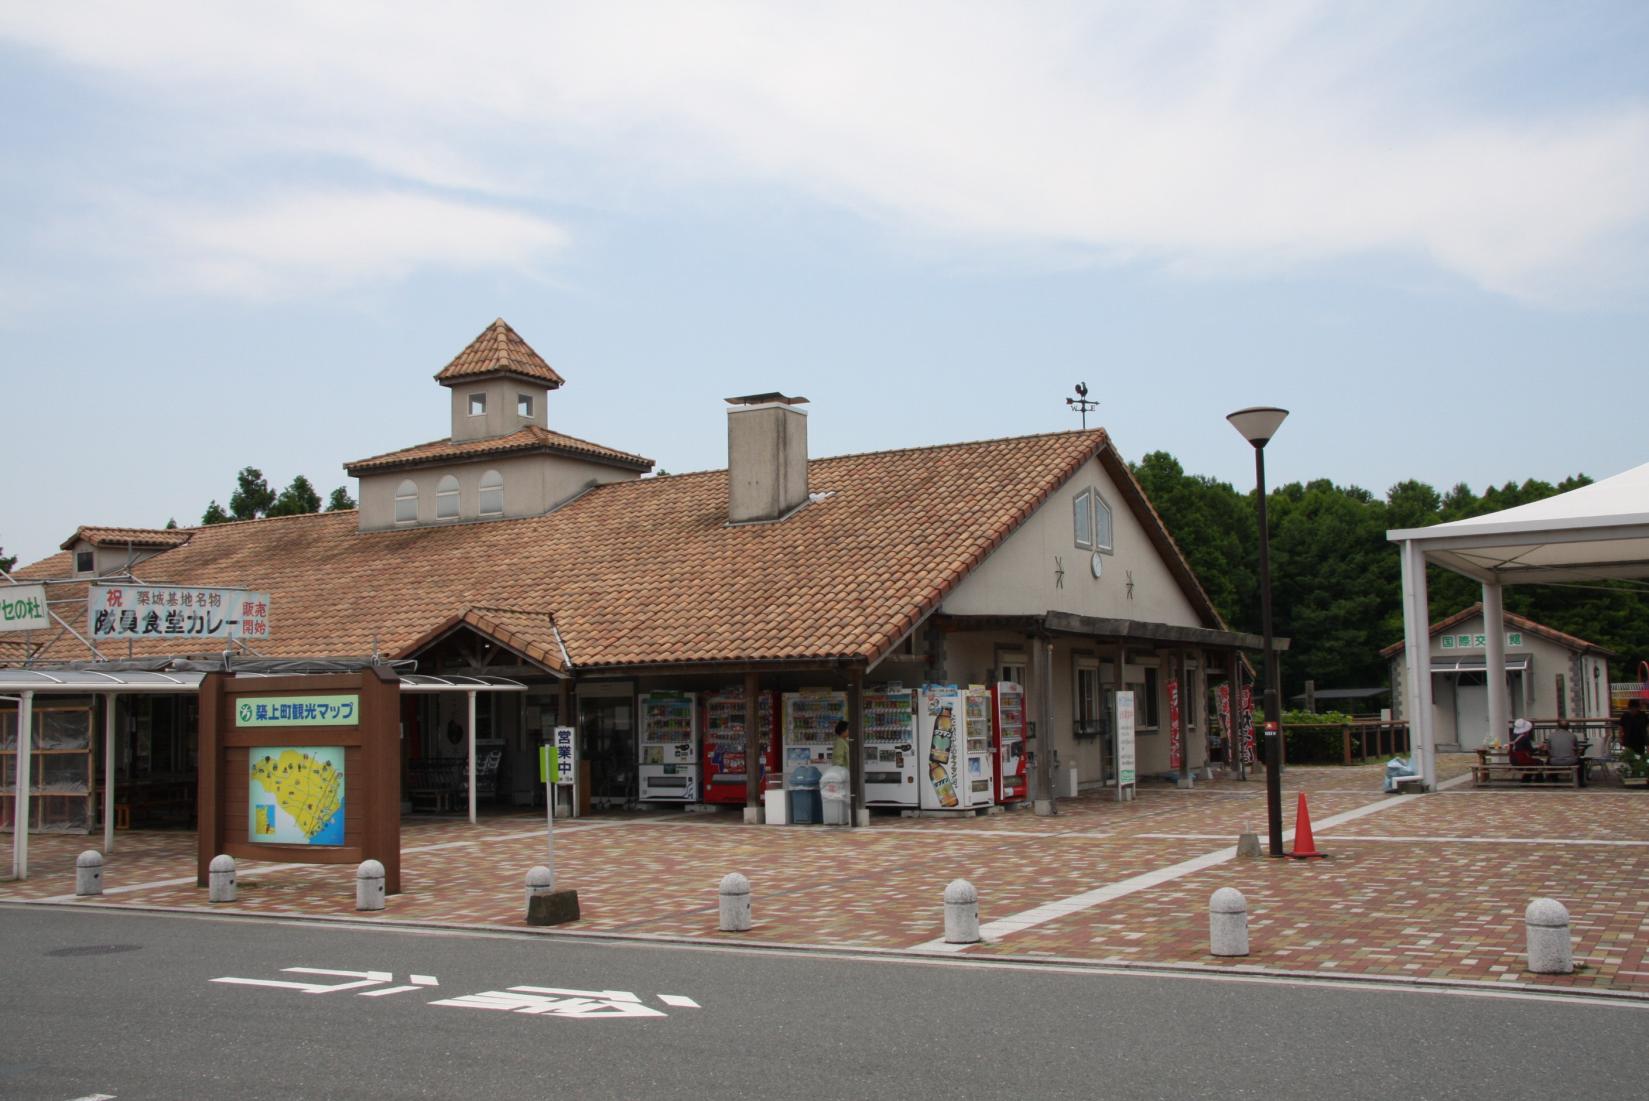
[1227,406,1288,857]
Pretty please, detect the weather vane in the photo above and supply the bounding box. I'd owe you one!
[1065,382,1098,429]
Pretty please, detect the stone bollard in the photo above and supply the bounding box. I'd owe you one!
[209,854,237,903]
[1235,827,1262,859]
[943,878,981,944]
[356,859,386,912]
[1209,887,1250,957]
[75,850,103,897]
[718,873,752,932]
[1525,898,1574,974]
[525,865,555,909]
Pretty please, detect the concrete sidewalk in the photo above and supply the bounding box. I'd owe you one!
[6,754,1648,996]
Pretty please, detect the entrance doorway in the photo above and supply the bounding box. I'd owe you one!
[578,694,635,809]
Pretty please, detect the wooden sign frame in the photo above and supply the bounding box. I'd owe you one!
[197,667,401,893]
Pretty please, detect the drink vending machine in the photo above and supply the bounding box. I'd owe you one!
[637,690,698,803]
[917,685,995,811]
[781,689,846,786]
[861,687,917,806]
[701,688,778,805]
[990,681,1027,804]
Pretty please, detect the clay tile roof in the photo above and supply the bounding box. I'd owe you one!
[60,525,193,551]
[434,318,565,388]
[343,425,653,476]
[1379,602,1616,658]
[9,428,1218,673]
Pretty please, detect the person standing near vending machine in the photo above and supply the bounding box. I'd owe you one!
[832,719,852,768]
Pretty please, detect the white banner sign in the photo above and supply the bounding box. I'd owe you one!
[88,584,271,640]
[0,583,50,633]
[1115,690,1136,792]
[553,726,577,784]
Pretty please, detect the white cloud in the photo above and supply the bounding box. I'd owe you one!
[3,1,1647,304]
[79,190,569,301]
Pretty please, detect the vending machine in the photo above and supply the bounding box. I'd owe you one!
[781,689,846,786]
[701,688,778,805]
[636,690,698,803]
[861,687,917,806]
[963,686,995,807]
[990,681,1027,804]
[918,685,994,811]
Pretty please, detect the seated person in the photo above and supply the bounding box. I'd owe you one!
[1508,718,1539,769]
[1546,725,1582,785]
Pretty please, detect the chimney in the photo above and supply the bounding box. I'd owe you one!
[726,393,809,523]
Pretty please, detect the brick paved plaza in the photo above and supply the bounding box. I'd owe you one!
[6,754,1648,997]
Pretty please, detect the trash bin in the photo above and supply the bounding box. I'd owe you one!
[787,765,822,825]
[819,765,850,825]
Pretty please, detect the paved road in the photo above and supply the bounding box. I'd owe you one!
[2,903,1645,1101]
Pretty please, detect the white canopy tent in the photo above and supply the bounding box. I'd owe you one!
[1387,462,1649,788]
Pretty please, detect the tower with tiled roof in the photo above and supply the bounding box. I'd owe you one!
[438,317,566,443]
[345,320,652,532]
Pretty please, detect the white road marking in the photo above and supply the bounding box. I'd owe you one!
[914,789,1436,952]
[658,994,700,1008]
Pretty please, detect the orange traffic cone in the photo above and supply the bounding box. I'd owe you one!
[1289,792,1326,859]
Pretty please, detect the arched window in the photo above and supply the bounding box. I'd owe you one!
[394,479,418,524]
[479,470,504,517]
[436,475,460,519]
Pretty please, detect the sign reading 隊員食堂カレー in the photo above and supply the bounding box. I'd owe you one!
[0,583,50,633]
[249,746,346,846]
[88,584,270,640]
[1437,631,1523,651]
[236,695,360,728]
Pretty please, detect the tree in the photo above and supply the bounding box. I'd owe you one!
[164,517,178,529]
[0,542,15,574]
[325,485,356,511]
[201,501,231,525]
[267,475,323,517]
[228,467,276,521]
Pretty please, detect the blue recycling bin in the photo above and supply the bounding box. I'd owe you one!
[787,765,822,825]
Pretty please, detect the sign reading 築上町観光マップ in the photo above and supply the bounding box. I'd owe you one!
[236,695,360,728]
[0,583,50,633]
[87,583,270,640]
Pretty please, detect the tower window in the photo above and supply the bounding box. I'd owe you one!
[517,393,533,418]
[436,475,460,519]
[468,393,486,416]
[394,480,418,524]
[479,470,504,517]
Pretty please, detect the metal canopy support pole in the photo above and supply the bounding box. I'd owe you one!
[467,688,478,825]
[847,665,865,828]
[1227,650,1244,780]
[1399,539,1437,788]
[1483,580,1508,747]
[743,671,761,824]
[1035,633,1057,816]
[104,694,118,853]
[13,689,33,879]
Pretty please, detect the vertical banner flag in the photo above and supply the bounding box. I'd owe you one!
[1167,677,1183,770]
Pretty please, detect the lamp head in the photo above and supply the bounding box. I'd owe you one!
[1226,406,1289,447]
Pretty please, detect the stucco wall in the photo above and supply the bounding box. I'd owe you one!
[1387,611,1609,744]
[448,379,546,442]
[357,453,640,530]
[941,456,1203,627]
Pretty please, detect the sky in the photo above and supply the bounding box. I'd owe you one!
[2,1,1647,568]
